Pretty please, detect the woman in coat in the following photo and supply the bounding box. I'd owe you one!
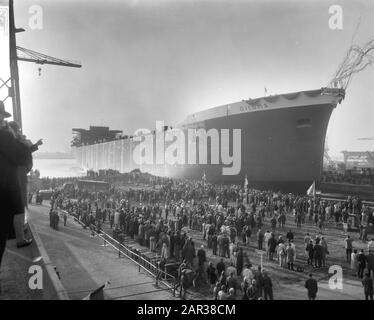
[8,121,42,247]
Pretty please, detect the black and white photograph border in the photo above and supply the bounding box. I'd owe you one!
[0,0,374,307]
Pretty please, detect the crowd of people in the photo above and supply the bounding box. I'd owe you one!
[46,167,374,300]
[28,168,162,193]
[2,94,372,299]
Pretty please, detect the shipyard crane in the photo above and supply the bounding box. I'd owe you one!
[1,0,82,132]
[323,138,336,168]
[16,46,82,70]
[327,38,374,90]
[323,150,335,167]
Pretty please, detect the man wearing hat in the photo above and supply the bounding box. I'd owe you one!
[7,120,43,247]
[0,101,33,272]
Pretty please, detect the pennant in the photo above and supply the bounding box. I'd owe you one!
[306,181,316,197]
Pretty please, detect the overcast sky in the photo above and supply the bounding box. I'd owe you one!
[0,0,373,158]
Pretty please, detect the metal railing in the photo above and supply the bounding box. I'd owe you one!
[59,209,178,297]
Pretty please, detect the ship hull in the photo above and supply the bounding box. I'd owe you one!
[164,103,333,193]
[73,88,345,194]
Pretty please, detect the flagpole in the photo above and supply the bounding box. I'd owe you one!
[244,174,249,204]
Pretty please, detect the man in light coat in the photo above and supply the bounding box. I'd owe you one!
[264,230,272,254]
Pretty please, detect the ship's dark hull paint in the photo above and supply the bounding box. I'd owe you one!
[165,103,334,193]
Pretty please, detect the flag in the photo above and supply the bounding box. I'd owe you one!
[244,174,248,189]
[82,284,105,300]
[306,181,316,197]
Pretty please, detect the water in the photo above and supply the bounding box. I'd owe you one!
[32,158,86,178]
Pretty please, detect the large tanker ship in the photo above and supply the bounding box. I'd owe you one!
[72,87,345,193]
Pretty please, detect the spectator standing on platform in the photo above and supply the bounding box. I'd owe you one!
[8,121,42,248]
[0,103,32,270]
[305,274,318,300]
